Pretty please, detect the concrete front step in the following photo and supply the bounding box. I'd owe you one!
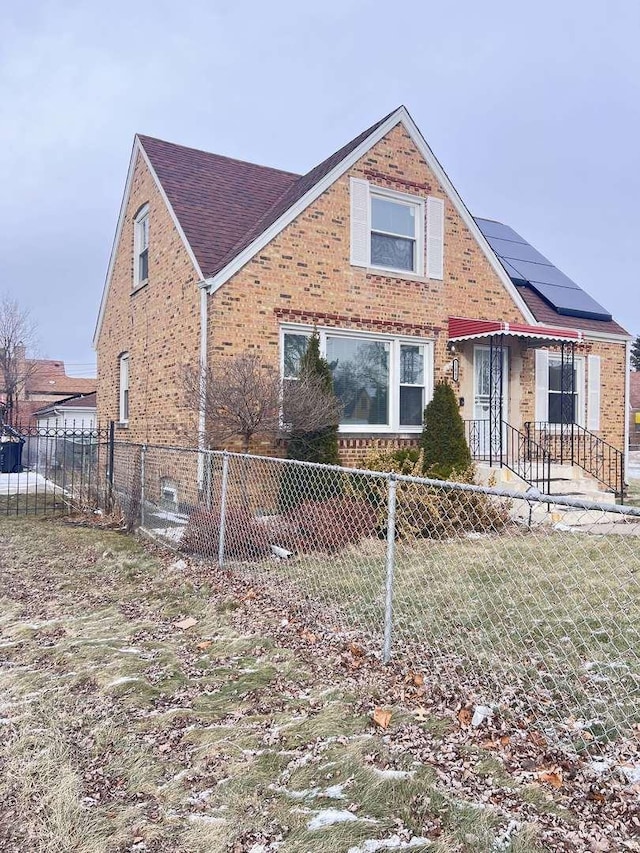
[475,462,615,503]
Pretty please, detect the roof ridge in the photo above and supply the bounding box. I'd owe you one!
[137,134,301,179]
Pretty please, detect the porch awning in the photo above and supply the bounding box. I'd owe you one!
[448,317,583,343]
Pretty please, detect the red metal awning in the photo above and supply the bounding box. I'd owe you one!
[448,317,583,343]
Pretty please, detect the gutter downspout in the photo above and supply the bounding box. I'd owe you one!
[197,282,208,490]
[625,339,631,486]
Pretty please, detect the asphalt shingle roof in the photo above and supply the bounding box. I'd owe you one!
[139,115,624,337]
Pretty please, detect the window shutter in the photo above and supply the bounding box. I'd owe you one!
[535,349,549,422]
[350,178,370,267]
[587,354,601,431]
[426,196,444,280]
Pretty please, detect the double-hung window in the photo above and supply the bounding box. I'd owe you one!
[370,193,420,273]
[282,326,432,432]
[133,205,149,288]
[119,353,130,423]
[350,178,444,278]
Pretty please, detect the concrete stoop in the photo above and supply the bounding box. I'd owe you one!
[475,462,621,530]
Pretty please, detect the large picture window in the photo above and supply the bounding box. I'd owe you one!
[281,327,432,432]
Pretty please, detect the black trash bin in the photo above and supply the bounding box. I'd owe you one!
[0,439,24,473]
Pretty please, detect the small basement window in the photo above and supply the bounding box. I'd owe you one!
[160,479,178,511]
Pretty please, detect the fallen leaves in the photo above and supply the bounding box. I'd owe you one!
[457,707,472,727]
[537,768,563,789]
[373,708,392,729]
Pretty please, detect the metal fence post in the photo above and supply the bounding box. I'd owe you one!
[383,473,397,664]
[218,451,230,567]
[140,444,147,528]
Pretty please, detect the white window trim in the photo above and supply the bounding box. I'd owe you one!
[280,323,434,433]
[133,204,149,290]
[369,186,425,277]
[119,353,130,424]
[547,353,585,429]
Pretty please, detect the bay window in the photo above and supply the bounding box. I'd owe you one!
[281,326,432,432]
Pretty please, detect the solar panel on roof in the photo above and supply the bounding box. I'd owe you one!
[474,216,613,322]
[484,236,550,267]
[499,258,528,283]
[528,282,612,321]
[474,218,527,243]
[505,258,581,290]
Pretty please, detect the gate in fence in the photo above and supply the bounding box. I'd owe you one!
[0,423,113,516]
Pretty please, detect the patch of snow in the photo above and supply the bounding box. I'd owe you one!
[150,526,185,543]
[169,558,188,572]
[492,820,521,851]
[372,769,415,781]
[588,760,612,776]
[187,814,225,824]
[619,763,640,785]
[107,676,142,688]
[307,809,359,830]
[347,835,431,853]
[188,788,214,804]
[471,705,493,727]
[0,471,65,495]
[324,783,348,799]
[116,647,143,654]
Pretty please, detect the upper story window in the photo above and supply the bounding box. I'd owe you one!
[350,178,444,279]
[370,193,420,273]
[133,205,149,289]
[119,353,130,423]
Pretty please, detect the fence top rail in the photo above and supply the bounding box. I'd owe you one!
[114,441,640,517]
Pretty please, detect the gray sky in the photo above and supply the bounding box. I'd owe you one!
[1,0,638,375]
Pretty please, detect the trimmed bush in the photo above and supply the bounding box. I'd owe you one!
[181,504,271,560]
[421,380,471,479]
[279,496,379,554]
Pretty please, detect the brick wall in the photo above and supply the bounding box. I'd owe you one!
[96,123,627,472]
[96,152,201,447]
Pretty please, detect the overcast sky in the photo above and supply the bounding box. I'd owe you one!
[1,0,638,376]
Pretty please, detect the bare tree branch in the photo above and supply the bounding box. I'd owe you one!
[182,351,342,453]
[0,296,38,426]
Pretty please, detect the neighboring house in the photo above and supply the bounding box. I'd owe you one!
[33,393,97,430]
[1,348,96,425]
[630,373,640,451]
[94,105,631,500]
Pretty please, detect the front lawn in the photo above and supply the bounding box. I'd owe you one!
[0,517,637,852]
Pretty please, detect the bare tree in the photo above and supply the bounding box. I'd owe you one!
[183,351,341,453]
[0,296,38,426]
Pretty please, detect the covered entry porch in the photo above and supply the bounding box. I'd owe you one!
[447,318,623,500]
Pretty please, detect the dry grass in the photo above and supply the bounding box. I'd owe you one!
[0,517,627,852]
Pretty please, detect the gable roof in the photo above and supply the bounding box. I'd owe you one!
[34,392,97,418]
[138,136,299,279]
[26,361,96,396]
[95,106,627,346]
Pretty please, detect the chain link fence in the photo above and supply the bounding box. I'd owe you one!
[111,441,640,754]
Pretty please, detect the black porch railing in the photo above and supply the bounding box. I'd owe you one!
[464,419,551,494]
[525,421,625,502]
[503,421,551,495]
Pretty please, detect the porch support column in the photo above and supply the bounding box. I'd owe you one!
[488,334,504,466]
[559,341,576,464]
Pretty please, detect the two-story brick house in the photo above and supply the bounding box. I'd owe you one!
[94,106,631,499]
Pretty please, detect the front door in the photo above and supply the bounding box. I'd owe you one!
[473,346,508,457]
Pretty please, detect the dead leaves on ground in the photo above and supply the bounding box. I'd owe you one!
[373,708,392,729]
